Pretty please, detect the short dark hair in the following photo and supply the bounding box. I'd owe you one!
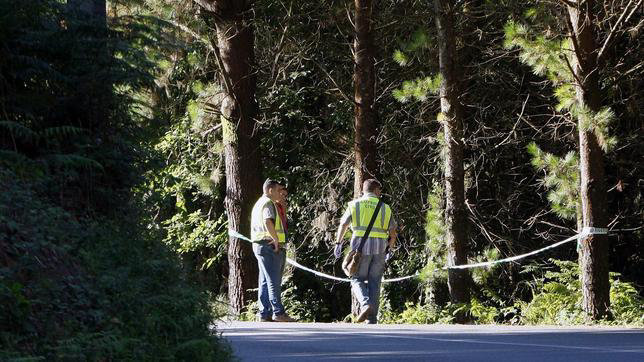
[263,178,280,194]
[276,178,288,189]
[362,179,382,193]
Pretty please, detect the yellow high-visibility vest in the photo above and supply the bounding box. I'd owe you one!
[349,196,392,239]
[251,195,286,243]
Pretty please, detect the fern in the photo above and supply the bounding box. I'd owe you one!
[43,154,104,171]
[0,150,35,165]
[518,259,643,325]
[0,121,37,141]
[39,126,86,140]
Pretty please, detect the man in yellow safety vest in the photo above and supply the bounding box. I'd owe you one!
[251,179,296,322]
[334,179,397,323]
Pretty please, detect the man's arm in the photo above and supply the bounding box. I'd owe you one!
[335,207,352,245]
[264,218,280,252]
[335,222,350,245]
[388,216,398,248]
[388,227,397,249]
[333,208,352,259]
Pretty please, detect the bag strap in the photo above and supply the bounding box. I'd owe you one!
[357,199,384,253]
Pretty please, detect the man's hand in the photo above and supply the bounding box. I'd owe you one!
[333,243,343,259]
[264,218,280,253]
[271,239,280,253]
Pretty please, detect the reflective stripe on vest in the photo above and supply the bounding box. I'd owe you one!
[251,195,286,243]
[349,196,392,239]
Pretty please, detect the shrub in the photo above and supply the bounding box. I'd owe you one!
[517,259,644,325]
[0,170,232,360]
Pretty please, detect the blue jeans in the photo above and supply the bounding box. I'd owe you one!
[252,243,286,318]
[350,253,386,324]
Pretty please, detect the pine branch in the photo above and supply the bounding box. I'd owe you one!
[311,60,355,105]
[167,20,216,54]
[562,51,583,89]
[597,0,643,63]
[167,18,238,121]
[201,124,222,137]
[493,94,528,150]
[562,12,585,87]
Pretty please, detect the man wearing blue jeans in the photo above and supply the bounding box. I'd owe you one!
[250,179,296,322]
[334,179,397,324]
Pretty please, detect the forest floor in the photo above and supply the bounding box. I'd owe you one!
[217,321,644,361]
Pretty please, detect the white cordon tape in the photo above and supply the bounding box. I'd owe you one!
[228,228,611,283]
[580,226,608,236]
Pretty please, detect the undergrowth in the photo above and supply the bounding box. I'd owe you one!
[518,259,643,326]
[380,259,643,326]
[0,170,233,360]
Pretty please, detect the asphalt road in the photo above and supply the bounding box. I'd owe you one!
[218,321,644,361]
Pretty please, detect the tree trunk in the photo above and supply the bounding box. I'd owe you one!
[434,0,470,311]
[567,1,610,320]
[67,0,108,128]
[68,0,106,19]
[351,0,379,317]
[202,0,262,316]
[353,0,379,198]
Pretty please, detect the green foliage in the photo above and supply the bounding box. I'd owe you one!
[280,278,333,322]
[163,213,228,270]
[0,0,162,211]
[380,301,457,324]
[526,142,579,221]
[470,249,500,286]
[503,21,571,83]
[609,276,644,325]
[578,106,618,152]
[393,75,442,103]
[518,260,644,325]
[0,169,232,360]
[0,0,233,358]
[380,300,499,325]
[393,50,409,66]
[469,299,500,324]
[393,29,431,67]
[134,38,227,290]
[504,20,616,152]
[420,184,448,283]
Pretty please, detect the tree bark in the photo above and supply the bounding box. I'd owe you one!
[351,0,379,317]
[67,0,108,125]
[434,0,470,310]
[200,0,262,316]
[68,0,106,19]
[353,0,379,198]
[567,0,610,320]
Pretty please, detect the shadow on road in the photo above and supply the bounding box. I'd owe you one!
[220,322,644,361]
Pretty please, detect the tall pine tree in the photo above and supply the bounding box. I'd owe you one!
[433,0,470,316]
[195,0,262,315]
[566,0,610,319]
[352,0,380,317]
[353,0,379,197]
